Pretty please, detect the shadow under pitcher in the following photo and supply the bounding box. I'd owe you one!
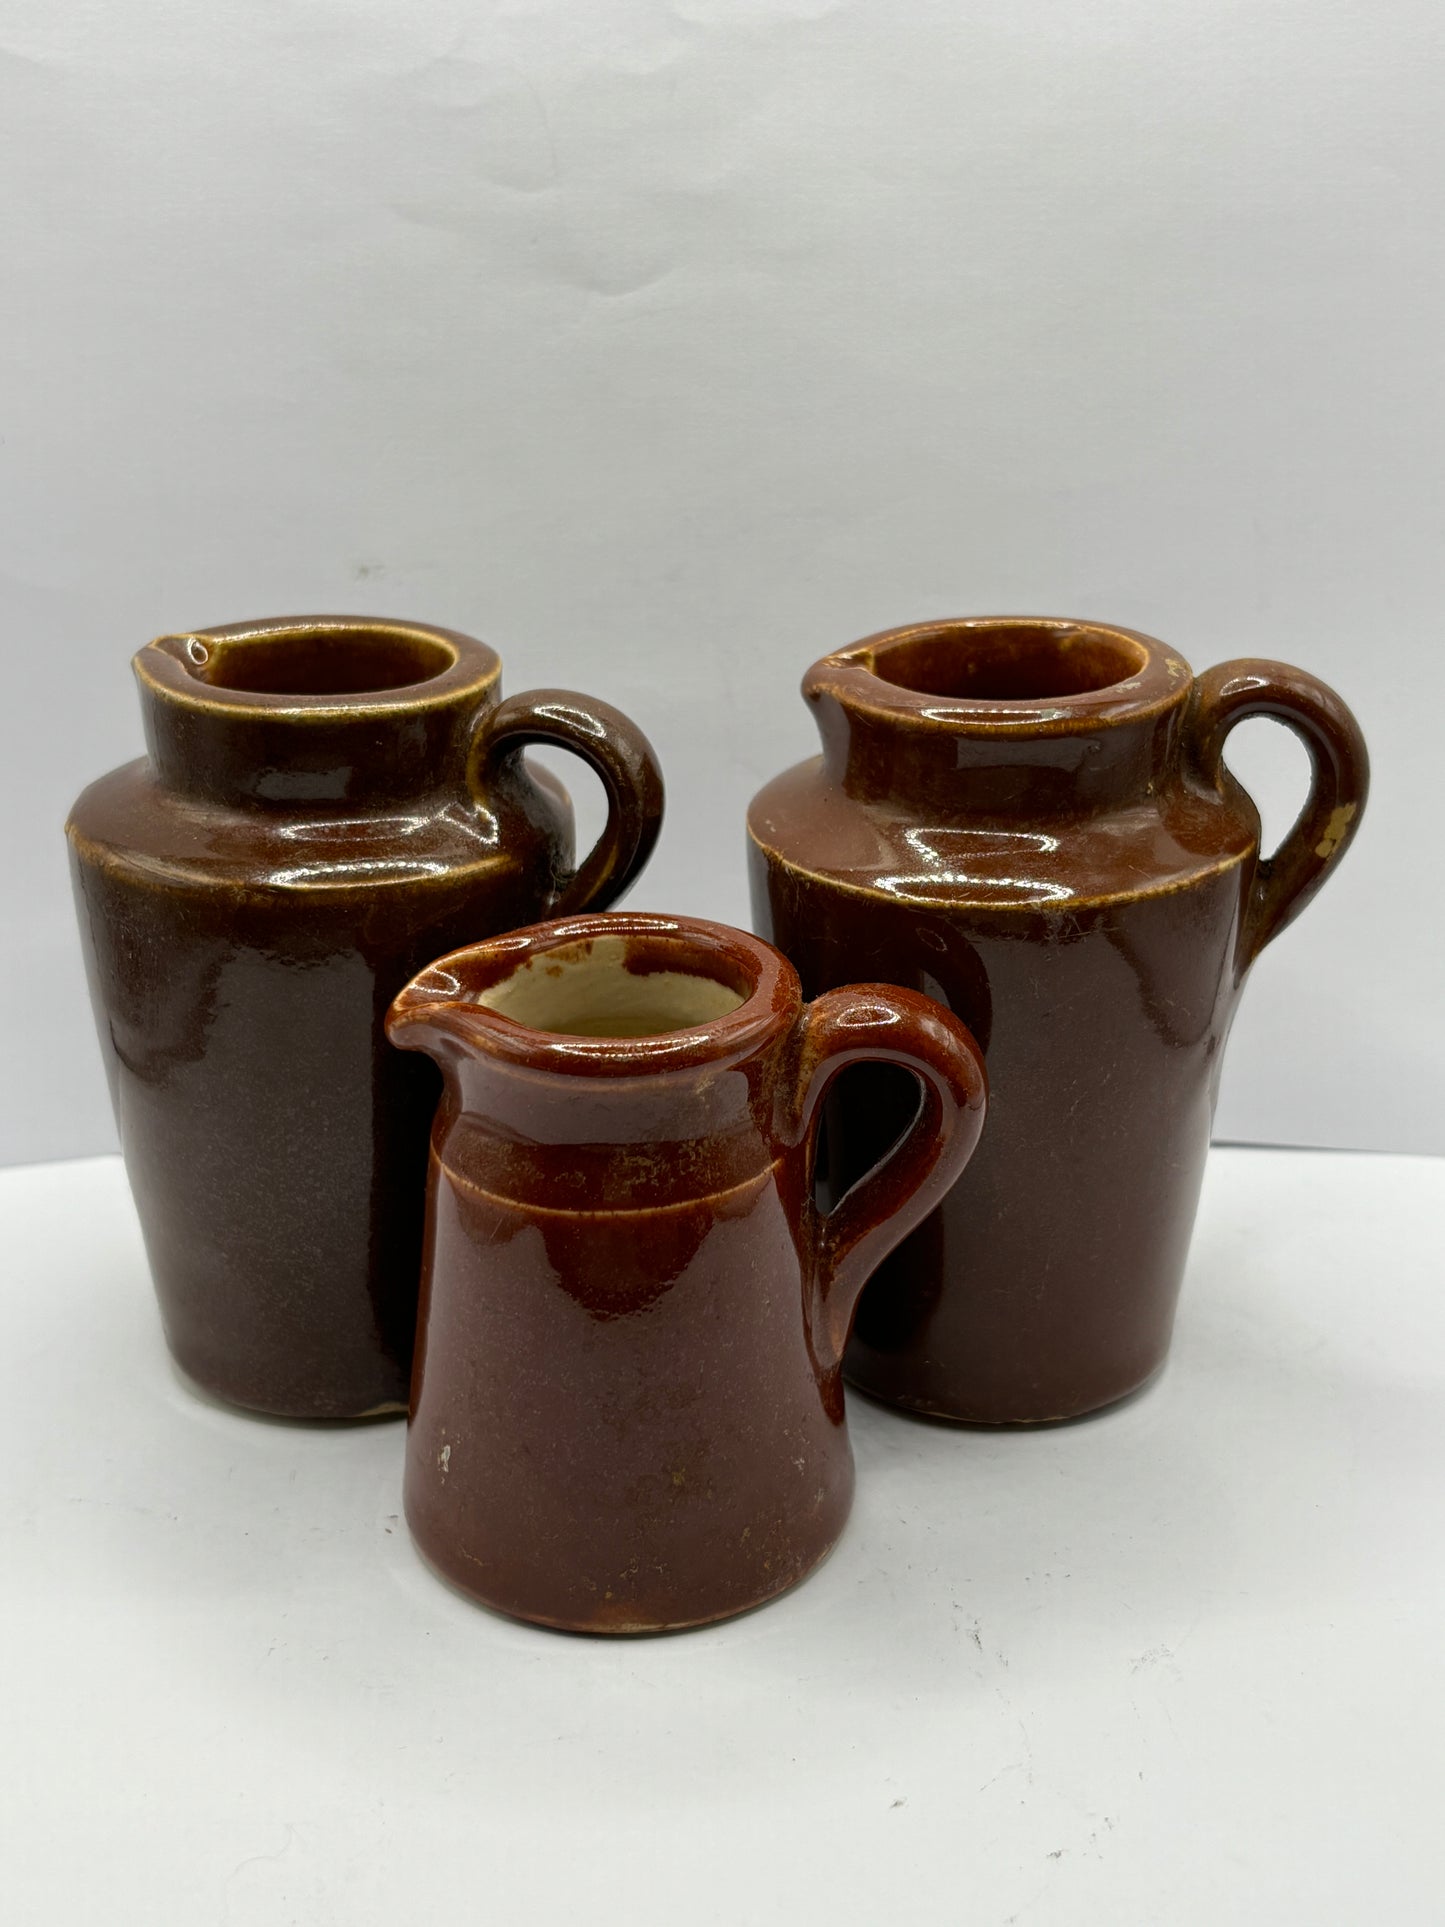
[66,616,664,1419]
[747,616,1368,1424]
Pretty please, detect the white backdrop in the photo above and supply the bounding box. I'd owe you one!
[2,0,1440,1164]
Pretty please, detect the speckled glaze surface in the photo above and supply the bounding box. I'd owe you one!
[66,617,663,1419]
[748,617,1369,1424]
[386,912,986,1633]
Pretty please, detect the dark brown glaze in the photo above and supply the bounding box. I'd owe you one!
[386,912,986,1633]
[66,617,664,1419]
[748,618,1368,1423]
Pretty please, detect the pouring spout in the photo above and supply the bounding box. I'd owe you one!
[385,962,479,1065]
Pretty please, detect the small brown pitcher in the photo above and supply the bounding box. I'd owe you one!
[386,912,987,1632]
[67,617,663,1419]
[749,617,1368,1424]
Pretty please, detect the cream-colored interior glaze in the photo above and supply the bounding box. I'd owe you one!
[476,937,747,1038]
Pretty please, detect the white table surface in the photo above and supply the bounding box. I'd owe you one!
[3,1148,1441,1925]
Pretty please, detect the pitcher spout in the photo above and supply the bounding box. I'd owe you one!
[385,960,481,1065]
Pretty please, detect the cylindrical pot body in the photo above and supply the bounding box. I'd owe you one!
[387,912,986,1632]
[66,617,664,1418]
[748,618,1368,1423]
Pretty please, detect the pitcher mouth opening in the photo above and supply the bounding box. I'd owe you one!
[477,932,753,1039]
[864,620,1151,703]
[175,623,458,696]
[816,617,1189,730]
[139,616,499,714]
[389,915,795,1074]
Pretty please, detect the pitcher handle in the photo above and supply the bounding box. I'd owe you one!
[470,689,665,918]
[786,985,987,1373]
[1186,659,1369,966]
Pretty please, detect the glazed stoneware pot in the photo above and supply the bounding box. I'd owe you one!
[748,617,1368,1424]
[386,912,987,1632]
[66,616,663,1419]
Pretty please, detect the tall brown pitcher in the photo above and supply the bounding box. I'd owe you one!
[748,617,1368,1423]
[67,616,663,1419]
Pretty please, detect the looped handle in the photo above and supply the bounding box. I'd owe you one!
[787,985,987,1373]
[1186,659,1369,966]
[469,688,664,919]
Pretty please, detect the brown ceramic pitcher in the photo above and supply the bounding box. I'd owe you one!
[748,617,1368,1424]
[67,617,663,1419]
[386,912,987,1632]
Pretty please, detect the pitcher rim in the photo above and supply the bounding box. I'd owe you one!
[386,912,800,1077]
[135,614,501,720]
[805,615,1194,735]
